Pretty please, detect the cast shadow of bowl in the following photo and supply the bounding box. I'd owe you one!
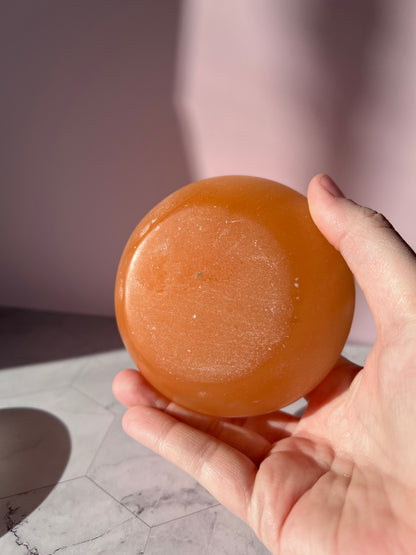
[0,408,71,536]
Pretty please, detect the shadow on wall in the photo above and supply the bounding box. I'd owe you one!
[175,0,384,193]
[285,0,383,189]
[1,1,191,317]
[282,0,384,344]
[0,408,71,536]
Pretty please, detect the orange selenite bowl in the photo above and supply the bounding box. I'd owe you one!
[115,176,355,417]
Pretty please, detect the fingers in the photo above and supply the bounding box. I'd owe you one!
[112,368,170,409]
[236,412,299,443]
[170,407,299,452]
[164,403,273,464]
[307,174,416,336]
[113,368,298,459]
[122,405,256,521]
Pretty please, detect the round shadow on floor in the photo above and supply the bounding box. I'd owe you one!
[0,408,71,536]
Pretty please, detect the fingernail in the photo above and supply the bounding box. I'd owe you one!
[319,174,345,198]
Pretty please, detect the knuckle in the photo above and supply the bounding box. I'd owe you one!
[359,206,392,230]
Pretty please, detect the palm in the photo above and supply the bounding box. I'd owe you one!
[115,346,416,554]
[247,350,416,554]
[253,433,386,554]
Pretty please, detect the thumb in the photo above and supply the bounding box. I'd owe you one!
[307,174,416,336]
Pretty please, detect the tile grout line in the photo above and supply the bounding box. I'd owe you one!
[63,382,116,416]
[66,356,91,389]
[84,475,222,535]
[141,526,152,555]
[0,474,93,501]
[85,475,150,528]
[70,380,120,414]
[83,407,116,478]
[0,353,96,400]
[0,384,72,405]
[149,501,222,530]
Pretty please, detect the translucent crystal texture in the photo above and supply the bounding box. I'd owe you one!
[115,176,355,417]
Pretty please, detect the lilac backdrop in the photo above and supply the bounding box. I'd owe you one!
[2,1,416,345]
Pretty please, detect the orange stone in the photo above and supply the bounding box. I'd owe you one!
[115,176,355,417]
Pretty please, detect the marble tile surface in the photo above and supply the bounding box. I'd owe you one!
[0,407,71,498]
[0,358,84,400]
[0,477,149,555]
[88,416,217,527]
[146,505,270,555]
[0,387,114,489]
[72,349,135,415]
[0,308,373,554]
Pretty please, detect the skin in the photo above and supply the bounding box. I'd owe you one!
[113,174,416,554]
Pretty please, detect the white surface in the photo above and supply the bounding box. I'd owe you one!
[0,310,372,554]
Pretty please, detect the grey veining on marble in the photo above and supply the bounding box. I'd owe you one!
[88,417,217,527]
[0,308,373,554]
[119,455,217,527]
[0,477,149,555]
[146,505,270,555]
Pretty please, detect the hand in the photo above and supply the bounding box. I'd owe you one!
[113,174,416,554]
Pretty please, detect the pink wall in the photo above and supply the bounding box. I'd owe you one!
[1,1,190,316]
[2,1,416,345]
